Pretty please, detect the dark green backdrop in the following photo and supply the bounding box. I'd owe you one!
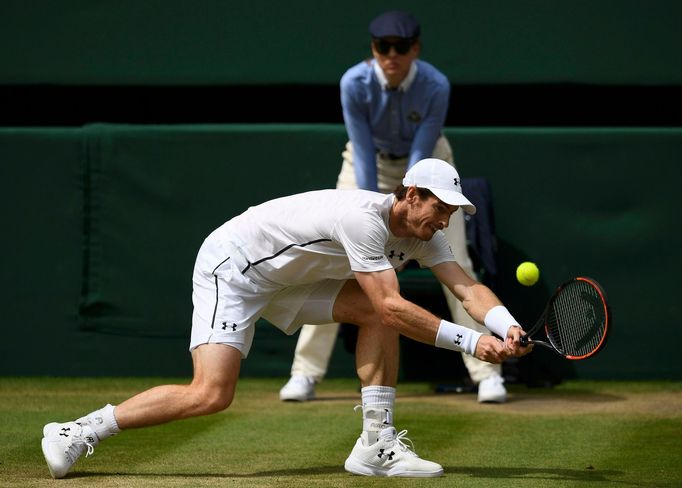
[2,125,680,379]
[1,1,680,85]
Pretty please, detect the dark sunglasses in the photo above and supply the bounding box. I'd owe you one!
[372,38,416,56]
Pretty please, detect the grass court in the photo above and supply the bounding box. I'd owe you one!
[2,377,680,487]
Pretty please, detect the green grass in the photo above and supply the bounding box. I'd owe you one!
[1,377,681,487]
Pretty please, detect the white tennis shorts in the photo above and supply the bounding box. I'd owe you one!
[189,231,346,358]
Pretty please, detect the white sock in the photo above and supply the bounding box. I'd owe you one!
[76,404,120,441]
[360,386,396,445]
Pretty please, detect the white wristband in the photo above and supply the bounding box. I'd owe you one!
[435,320,482,356]
[484,306,519,339]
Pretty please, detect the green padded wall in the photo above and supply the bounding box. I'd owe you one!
[2,1,680,85]
[1,125,681,379]
[0,129,83,374]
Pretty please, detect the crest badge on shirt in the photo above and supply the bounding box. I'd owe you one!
[408,111,422,123]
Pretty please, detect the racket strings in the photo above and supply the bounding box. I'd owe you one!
[546,280,607,357]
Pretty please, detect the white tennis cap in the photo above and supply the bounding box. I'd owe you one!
[402,158,477,215]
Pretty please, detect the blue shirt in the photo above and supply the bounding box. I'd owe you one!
[340,58,450,191]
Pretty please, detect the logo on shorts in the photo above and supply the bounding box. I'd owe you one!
[222,322,237,331]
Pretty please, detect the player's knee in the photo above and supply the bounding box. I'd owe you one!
[334,281,379,327]
[352,309,382,329]
[208,387,234,413]
[351,300,382,328]
[191,384,234,414]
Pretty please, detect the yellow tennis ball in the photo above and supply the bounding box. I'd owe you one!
[516,262,540,286]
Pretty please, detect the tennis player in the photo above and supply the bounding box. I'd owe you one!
[41,158,529,479]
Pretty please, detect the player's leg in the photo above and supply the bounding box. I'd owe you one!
[116,344,241,428]
[41,234,257,478]
[332,280,443,477]
[332,281,399,388]
[41,344,242,479]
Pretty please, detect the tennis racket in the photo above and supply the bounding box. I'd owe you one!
[520,277,610,360]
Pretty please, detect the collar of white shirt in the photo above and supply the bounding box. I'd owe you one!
[373,60,418,92]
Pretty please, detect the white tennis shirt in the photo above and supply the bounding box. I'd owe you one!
[213,189,455,287]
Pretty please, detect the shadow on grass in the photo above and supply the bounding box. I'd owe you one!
[296,394,359,402]
[445,465,623,482]
[312,386,628,403]
[509,391,626,404]
[66,465,623,482]
[67,465,343,478]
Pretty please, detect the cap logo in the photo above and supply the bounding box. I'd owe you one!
[453,177,460,187]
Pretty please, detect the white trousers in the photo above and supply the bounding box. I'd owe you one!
[290,136,500,384]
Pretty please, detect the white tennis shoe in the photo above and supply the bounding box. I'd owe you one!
[279,375,316,401]
[477,373,507,403]
[344,427,443,477]
[41,421,98,479]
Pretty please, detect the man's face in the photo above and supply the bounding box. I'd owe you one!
[406,191,458,241]
[371,37,420,80]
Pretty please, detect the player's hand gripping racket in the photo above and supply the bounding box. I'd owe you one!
[520,277,610,360]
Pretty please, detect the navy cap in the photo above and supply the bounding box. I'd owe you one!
[369,11,420,39]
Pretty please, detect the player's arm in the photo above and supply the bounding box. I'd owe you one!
[353,268,510,364]
[430,260,526,355]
